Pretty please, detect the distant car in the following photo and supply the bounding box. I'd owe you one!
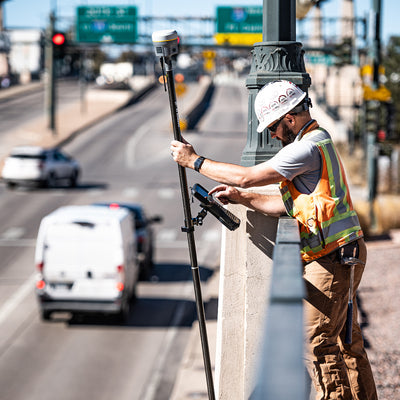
[1,146,80,188]
[92,202,162,279]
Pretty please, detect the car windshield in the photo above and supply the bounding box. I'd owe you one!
[127,208,145,227]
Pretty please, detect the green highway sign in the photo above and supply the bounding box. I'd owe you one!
[76,6,137,44]
[216,6,262,34]
[305,54,335,66]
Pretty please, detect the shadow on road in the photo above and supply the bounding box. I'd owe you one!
[61,262,216,328]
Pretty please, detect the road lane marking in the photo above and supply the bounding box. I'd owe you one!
[126,125,151,168]
[140,279,193,400]
[202,229,221,242]
[87,189,106,197]
[157,229,178,242]
[158,188,175,199]
[122,187,139,198]
[0,273,36,326]
[1,227,25,240]
[156,229,221,249]
[0,239,36,247]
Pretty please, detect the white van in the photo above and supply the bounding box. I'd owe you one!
[35,205,139,321]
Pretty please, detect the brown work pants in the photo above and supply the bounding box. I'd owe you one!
[303,238,378,400]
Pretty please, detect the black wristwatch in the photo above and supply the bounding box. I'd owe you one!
[194,156,206,172]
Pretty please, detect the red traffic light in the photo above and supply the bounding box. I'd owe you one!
[52,33,65,46]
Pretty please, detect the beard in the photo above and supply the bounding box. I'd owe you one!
[281,124,297,146]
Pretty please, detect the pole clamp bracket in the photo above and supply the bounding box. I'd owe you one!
[181,226,195,233]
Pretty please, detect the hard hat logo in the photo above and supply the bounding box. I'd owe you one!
[278,94,289,104]
[255,80,307,133]
[269,101,279,111]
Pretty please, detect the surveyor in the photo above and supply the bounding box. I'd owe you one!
[170,80,378,399]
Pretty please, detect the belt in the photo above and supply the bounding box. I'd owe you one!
[337,240,360,264]
[314,240,360,265]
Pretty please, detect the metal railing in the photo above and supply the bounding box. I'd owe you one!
[252,216,307,399]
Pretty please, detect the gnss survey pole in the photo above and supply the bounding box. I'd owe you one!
[152,30,216,400]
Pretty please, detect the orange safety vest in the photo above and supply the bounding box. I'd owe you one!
[279,126,363,263]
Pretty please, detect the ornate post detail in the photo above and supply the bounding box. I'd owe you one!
[241,0,311,166]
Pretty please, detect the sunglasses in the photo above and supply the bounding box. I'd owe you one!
[268,117,284,133]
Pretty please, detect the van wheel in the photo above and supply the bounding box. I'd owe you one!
[41,310,51,321]
[6,182,17,189]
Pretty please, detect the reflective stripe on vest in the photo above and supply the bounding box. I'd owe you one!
[279,128,363,262]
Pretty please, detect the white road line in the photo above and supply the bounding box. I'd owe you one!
[157,229,178,242]
[156,241,189,249]
[0,239,36,247]
[126,125,151,169]
[157,188,176,199]
[122,187,139,198]
[87,189,106,197]
[140,280,192,400]
[0,273,36,325]
[156,229,221,249]
[1,227,25,240]
[201,229,221,242]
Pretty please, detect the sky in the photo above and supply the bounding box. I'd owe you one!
[2,0,399,45]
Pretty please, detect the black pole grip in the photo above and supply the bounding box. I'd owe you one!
[344,302,353,344]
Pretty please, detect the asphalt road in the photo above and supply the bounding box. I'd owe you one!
[0,78,248,400]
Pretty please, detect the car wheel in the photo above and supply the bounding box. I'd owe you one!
[46,172,57,188]
[139,262,149,281]
[69,170,79,187]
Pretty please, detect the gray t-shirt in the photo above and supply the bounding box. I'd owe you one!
[267,136,322,194]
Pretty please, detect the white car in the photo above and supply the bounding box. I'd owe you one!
[1,146,80,188]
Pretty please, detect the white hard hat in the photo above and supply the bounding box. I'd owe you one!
[254,80,307,133]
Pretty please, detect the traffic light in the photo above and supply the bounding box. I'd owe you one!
[52,32,66,59]
[364,100,380,135]
[334,38,353,66]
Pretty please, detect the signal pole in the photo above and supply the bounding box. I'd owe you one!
[45,11,57,135]
[367,0,382,230]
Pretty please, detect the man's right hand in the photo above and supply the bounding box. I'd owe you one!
[170,139,198,169]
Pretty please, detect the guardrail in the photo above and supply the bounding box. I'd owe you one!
[252,216,308,399]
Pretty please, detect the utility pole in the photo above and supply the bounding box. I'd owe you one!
[0,0,5,30]
[367,0,382,229]
[45,11,57,135]
[241,0,311,166]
